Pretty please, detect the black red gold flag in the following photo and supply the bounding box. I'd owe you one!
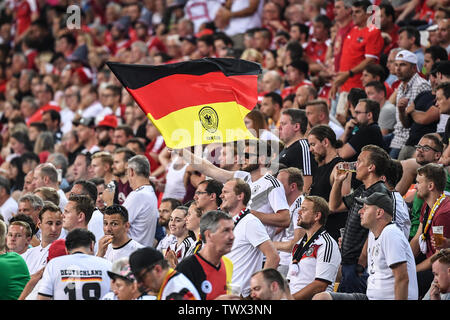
[107,58,261,149]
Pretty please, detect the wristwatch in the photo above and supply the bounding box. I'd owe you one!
[348,70,354,78]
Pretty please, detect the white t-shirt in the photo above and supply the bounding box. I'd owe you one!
[392,191,411,240]
[38,253,112,300]
[103,239,144,263]
[87,209,104,250]
[259,129,280,142]
[60,108,75,134]
[223,0,263,37]
[81,101,104,119]
[366,224,418,300]
[328,120,344,140]
[279,195,303,266]
[184,0,223,33]
[0,196,18,224]
[57,189,68,212]
[225,213,271,297]
[123,185,159,247]
[163,159,188,201]
[233,171,289,240]
[287,230,341,294]
[21,244,51,275]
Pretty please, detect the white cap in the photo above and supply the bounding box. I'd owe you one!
[427,24,438,31]
[395,50,418,65]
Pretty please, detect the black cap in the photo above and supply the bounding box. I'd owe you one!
[355,192,394,215]
[180,35,197,45]
[77,117,96,128]
[129,247,164,276]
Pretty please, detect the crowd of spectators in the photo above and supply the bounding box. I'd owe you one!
[0,0,449,302]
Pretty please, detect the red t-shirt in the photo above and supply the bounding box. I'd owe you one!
[420,196,450,258]
[16,1,31,36]
[333,20,354,72]
[305,39,329,64]
[339,25,384,92]
[26,103,61,126]
[383,24,399,55]
[281,80,313,99]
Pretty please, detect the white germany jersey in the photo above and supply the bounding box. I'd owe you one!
[233,171,289,239]
[38,253,112,300]
[104,239,144,263]
[287,230,341,294]
[279,195,304,266]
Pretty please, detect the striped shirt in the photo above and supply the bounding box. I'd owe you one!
[342,181,391,265]
[279,139,317,176]
[390,73,431,149]
[169,235,196,264]
[287,229,341,294]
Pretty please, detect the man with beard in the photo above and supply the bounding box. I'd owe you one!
[410,163,450,297]
[250,268,293,300]
[178,140,290,241]
[308,125,347,241]
[338,99,386,162]
[278,108,317,193]
[396,134,445,239]
[156,198,181,254]
[390,50,431,160]
[95,115,117,149]
[105,148,136,206]
[287,195,341,300]
[96,205,144,263]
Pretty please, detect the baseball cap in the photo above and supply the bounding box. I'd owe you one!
[97,115,118,129]
[395,50,418,65]
[180,35,197,45]
[47,239,67,262]
[129,247,164,276]
[107,257,135,282]
[355,192,394,216]
[77,117,96,128]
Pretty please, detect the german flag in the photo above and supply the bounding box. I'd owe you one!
[107,58,261,149]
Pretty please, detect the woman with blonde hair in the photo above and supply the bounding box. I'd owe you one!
[240,48,263,64]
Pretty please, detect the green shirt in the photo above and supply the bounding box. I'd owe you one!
[0,252,30,300]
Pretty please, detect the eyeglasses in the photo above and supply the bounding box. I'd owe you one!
[195,191,208,195]
[354,111,368,115]
[134,266,152,283]
[415,144,439,152]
